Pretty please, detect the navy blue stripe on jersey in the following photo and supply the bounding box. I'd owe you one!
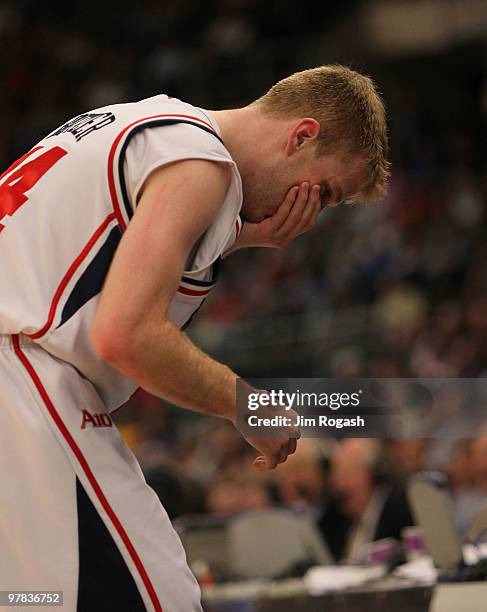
[182,300,206,331]
[180,276,215,287]
[180,257,221,331]
[58,226,122,328]
[117,119,225,221]
[76,478,146,612]
[181,256,221,287]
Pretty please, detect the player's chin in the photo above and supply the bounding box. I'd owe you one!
[241,202,262,224]
[243,210,268,224]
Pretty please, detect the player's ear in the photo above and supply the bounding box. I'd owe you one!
[285,118,320,156]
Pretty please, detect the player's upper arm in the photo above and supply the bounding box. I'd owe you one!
[91,158,231,359]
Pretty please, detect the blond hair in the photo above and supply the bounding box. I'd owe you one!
[255,65,390,203]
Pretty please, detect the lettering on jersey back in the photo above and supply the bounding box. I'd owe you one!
[47,112,115,142]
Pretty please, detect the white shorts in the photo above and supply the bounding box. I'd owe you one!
[0,334,202,612]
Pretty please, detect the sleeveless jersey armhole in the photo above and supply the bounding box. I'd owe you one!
[121,120,228,215]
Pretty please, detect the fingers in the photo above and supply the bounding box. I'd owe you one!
[253,434,300,471]
[283,428,299,459]
[253,453,279,471]
[253,456,269,471]
[282,182,309,230]
[299,185,321,232]
[278,443,288,464]
[278,182,320,243]
[270,186,299,231]
[308,193,322,229]
[297,184,321,230]
[259,182,321,249]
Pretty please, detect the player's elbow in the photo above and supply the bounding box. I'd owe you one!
[90,314,135,370]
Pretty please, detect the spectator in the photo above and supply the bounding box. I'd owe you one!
[328,439,414,562]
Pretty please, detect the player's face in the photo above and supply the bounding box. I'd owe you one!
[295,150,366,209]
[241,146,366,223]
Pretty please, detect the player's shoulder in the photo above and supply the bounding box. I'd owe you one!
[96,95,220,138]
[40,94,217,148]
[124,96,232,162]
[135,96,226,150]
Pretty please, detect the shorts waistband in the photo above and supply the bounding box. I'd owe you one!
[0,334,37,349]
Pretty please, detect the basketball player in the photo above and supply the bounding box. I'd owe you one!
[0,66,388,611]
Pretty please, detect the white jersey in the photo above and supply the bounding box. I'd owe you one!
[0,95,243,410]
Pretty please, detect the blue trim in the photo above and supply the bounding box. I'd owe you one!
[117,119,224,221]
[181,256,221,287]
[58,226,122,328]
[76,478,146,611]
[180,276,215,288]
[181,257,221,331]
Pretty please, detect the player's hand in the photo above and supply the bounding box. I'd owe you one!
[237,392,301,471]
[225,182,322,255]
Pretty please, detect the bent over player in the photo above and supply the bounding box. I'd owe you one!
[0,65,388,611]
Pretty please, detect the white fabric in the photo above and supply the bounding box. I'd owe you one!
[123,116,227,206]
[122,112,243,274]
[0,95,242,610]
[0,335,202,611]
[304,565,385,595]
[0,95,242,410]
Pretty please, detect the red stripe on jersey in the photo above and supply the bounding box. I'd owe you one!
[27,212,117,340]
[177,285,212,297]
[11,335,163,612]
[107,113,218,231]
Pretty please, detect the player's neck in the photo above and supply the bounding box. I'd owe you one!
[206,106,264,177]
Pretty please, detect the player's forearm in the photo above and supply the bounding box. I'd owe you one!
[94,318,238,423]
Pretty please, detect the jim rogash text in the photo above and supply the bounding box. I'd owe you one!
[247,414,365,429]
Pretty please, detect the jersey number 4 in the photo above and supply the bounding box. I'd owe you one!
[0,145,67,232]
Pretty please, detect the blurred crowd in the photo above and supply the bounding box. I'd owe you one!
[117,398,487,566]
[2,0,487,579]
[0,0,353,163]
